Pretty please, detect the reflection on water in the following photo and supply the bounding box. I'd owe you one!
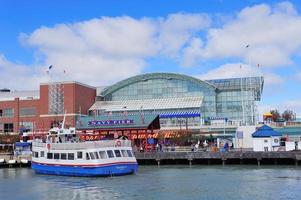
[1,166,301,200]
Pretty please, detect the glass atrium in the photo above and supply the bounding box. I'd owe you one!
[92,73,263,128]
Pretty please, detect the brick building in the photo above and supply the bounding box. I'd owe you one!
[0,82,96,134]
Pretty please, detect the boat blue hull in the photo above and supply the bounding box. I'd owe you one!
[31,162,138,177]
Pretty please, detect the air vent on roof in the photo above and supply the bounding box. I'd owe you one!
[0,88,10,92]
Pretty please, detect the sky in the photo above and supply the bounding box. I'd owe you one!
[0,0,301,116]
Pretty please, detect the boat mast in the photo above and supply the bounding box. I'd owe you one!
[62,110,67,129]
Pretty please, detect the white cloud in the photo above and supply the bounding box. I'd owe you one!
[158,13,210,57]
[0,54,48,90]
[183,2,301,67]
[18,14,210,86]
[3,2,301,89]
[198,63,284,86]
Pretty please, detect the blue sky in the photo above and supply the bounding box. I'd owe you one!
[0,0,301,115]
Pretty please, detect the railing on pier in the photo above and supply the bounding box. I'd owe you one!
[32,140,132,150]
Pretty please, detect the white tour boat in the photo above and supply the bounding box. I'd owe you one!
[31,116,138,176]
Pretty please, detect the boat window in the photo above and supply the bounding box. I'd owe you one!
[86,152,90,160]
[34,152,39,158]
[40,151,44,158]
[114,150,122,157]
[61,153,67,160]
[54,153,60,159]
[89,152,95,160]
[121,150,128,157]
[107,150,114,158]
[127,150,133,157]
[99,151,107,159]
[94,152,99,159]
[77,152,83,159]
[68,153,74,160]
[47,153,53,159]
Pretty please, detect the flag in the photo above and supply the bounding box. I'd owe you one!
[48,65,53,70]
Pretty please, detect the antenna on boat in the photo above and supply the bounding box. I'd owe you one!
[62,110,67,129]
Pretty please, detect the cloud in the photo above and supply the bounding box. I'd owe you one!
[3,2,301,90]
[183,1,301,67]
[0,54,48,90]
[198,63,284,86]
[20,13,210,86]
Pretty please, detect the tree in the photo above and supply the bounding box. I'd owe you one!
[270,110,280,122]
[282,110,295,121]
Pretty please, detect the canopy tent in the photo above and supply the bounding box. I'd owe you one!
[263,112,273,117]
[252,125,282,138]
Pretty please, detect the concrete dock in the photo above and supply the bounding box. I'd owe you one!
[135,151,301,166]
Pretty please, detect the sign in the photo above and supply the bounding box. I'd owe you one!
[80,135,100,141]
[88,119,134,126]
[236,131,243,139]
[271,136,280,147]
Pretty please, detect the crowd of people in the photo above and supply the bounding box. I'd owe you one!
[134,139,233,153]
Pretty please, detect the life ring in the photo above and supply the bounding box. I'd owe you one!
[47,143,51,150]
[116,140,122,147]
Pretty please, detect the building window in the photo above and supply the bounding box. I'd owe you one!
[34,152,39,158]
[89,152,95,160]
[68,153,74,160]
[121,150,128,157]
[114,150,122,157]
[19,122,33,132]
[4,123,14,133]
[0,108,14,117]
[107,150,115,158]
[94,152,99,159]
[53,153,59,159]
[77,152,83,159]
[0,123,3,132]
[99,151,107,159]
[47,153,53,159]
[127,150,133,157]
[61,153,67,160]
[20,107,36,117]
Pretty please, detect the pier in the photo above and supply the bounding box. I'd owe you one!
[135,151,301,166]
[0,153,31,168]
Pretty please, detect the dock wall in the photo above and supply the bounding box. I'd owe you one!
[135,151,301,166]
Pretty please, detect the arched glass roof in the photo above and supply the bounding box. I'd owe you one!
[101,72,217,97]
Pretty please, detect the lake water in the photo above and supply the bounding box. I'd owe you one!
[1,165,301,200]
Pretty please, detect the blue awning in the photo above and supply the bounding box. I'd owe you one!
[15,142,31,147]
[252,125,282,137]
[159,111,200,118]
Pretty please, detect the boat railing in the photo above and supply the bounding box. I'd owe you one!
[32,140,132,150]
